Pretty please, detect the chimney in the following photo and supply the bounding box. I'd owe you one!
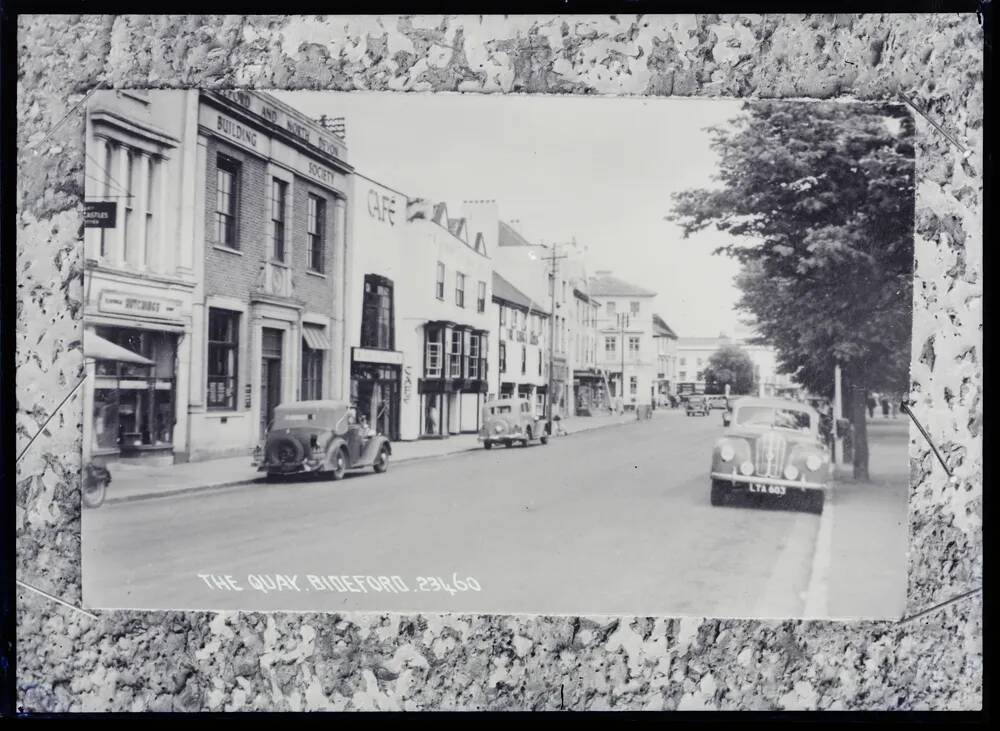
[461,200,498,255]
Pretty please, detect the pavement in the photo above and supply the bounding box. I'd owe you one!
[102,409,644,504]
[82,407,909,618]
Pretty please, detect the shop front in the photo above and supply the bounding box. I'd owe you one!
[418,322,488,437]
[351,347,403,441]
[573,368,607,416]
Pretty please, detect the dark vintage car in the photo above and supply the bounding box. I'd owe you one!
[253,400,391,480]
[479,397,550,448]
[686,395,710,417]
[710,397,831,513]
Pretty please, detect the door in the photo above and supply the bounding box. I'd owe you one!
[260,328,283,438]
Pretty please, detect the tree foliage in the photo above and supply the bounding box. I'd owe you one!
[670,101,915,478]
[703,344,756,394]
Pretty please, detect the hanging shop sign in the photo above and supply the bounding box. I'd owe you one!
[83,201,117,228]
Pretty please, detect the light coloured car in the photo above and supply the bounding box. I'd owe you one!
[710,397,831,513]
[479,397,550,448]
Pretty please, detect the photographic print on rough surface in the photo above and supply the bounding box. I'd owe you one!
[80,89,914,619]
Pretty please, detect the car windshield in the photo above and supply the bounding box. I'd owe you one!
[490,406,512,415]
[736,406,811,432]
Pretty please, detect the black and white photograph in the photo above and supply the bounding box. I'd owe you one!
[79,89,914,619]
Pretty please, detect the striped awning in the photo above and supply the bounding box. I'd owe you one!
[302,325,331,350]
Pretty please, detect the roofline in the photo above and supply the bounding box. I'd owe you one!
[354,172,411,199]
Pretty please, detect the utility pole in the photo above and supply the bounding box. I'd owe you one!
[540,243,569,434]
[618,311,630,414]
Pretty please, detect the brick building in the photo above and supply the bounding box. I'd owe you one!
[186,91,352,460]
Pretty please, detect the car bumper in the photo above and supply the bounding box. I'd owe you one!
[259,460,325,474]
[710,471,828,490]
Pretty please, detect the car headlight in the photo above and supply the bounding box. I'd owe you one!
[784,465,800,480]
[720,443,735,462]
[739,461,754,476]
[806,454,822,472]
[494,424,503,433]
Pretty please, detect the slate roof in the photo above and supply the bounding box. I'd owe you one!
[492,271,549,315]
[588,273,657,297]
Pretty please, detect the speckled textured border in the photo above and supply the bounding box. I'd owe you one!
[15,14,982,711]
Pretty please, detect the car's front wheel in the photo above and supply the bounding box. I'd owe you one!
[483,440,493,450]
[373,445,390,473]
[710,480,730,506]
[330,448,348,480]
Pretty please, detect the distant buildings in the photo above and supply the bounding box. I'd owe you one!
[675,334,798,397]
[652,314,679,400]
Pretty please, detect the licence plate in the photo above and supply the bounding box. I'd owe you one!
[749,483,786,496]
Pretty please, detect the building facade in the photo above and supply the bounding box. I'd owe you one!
[675,335,798,397]
[187,90,351,461]
[404,200,493,438]
[589,271,658,411]
[489,272,549,412]
[652,313,679,401]
[83,90,199,466]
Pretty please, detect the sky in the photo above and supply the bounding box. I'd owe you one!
[275,91,751,338]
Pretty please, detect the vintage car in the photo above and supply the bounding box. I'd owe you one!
[253,400,391,480]
[710,397,831,513]
[707,395,729,410]
[686,395,710,416]
[479,397,550,448]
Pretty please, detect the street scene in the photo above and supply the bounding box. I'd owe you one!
[80,91,914,618]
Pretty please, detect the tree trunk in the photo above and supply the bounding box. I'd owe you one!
[849,382,870,481]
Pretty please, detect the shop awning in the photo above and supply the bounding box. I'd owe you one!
[302,325,331,350]
[84,332,155,365]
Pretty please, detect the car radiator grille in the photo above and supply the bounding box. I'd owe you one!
[755,432,787,478]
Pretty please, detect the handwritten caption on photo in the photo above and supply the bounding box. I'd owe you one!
[198,573,481,596]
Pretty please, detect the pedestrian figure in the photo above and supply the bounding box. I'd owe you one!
[867,393,877,419]
[553,413,566,436]
[880,395,890,418]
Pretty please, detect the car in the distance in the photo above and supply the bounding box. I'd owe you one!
[253,400,391,480]
[479,397,550,448]
[707,395,729,410]
[686,395,710,416]
[710,397,830,513]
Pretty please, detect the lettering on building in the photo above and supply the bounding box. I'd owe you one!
[216,115,259,149]
[403,366,413,404]
[368,189,397,226]
[307,161,338,187]
[99,291,183,321]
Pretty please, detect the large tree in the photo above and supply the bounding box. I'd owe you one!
[703,344,756,395]
[670,101,915,479]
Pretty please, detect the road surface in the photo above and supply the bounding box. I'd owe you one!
[84,410,835,616]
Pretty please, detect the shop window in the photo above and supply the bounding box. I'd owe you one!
[361,275,394,350]
[301,343,323,400]
[435,261,445,300]
[425,328,443,378]
[216,155,240,249]
[308,194,326,272]
[271,178,287,262]
[92,327,177,450]
[207,308,239,409]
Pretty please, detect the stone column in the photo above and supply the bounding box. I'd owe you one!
[108,143,128,268]
[134,151,151,271]
[172,327,192,462]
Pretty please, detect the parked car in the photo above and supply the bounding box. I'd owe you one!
[707,395,728,410]
[479,397,550,448]
[686,395,709,416]
[709,397,830,513]
[253,400,391,481]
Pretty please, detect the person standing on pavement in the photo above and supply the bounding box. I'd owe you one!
[880,395,890,418]
[867,393,877,419]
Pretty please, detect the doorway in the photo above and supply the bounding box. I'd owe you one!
[260,328,283,438]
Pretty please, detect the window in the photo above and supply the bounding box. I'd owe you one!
[630,301,640,315]
[216,156,240,248]
[605,336,617,355]
[680,371,687,381]
[301,342,323,400]
[499,306,507,327]
[680,357,687,366]
[697,358,704,367]
[477,281,487,313]
[468,334,480,379]
[606,302,616,317]
[449,330,463,377]
[455,272,466,308]
[361,275,394,350]
[307,195,326,272]
[425,328,443,377]
[630,376,638,395]
[207,308,239,409]
[99,142,114,258]
[629,336,640,356]
[435,262,445,300]
[521,345,527,375]
[499,342,507,374]
[144,157,156,267]
[271,178,287,261]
